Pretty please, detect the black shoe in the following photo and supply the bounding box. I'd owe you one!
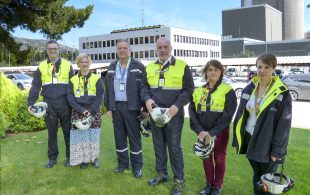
[80,163,88,169]
[64,159,70,167]
[148,173,168,186]
[133,169,142,178]
[210,187,221,195]
[171,178,185,195]
[114,167,128,173]
[45,160,57,168]
[93,159,99,168]
[199,184,214,195]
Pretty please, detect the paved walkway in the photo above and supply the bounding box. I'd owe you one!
[184,101,310,130]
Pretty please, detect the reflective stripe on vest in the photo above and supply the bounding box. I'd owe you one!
[39,59,71,86]
[192,82,232,112]
[146,59,186,90]
[70,74,100,97]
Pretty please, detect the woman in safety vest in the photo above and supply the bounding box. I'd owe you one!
[66,53,104,169]
[189,60,237,195]
[232,53,292,194]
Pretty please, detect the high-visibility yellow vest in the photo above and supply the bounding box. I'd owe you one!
[39,59,71,86]
[192,82,232,112]
[70,73,100,97]
[146,59,186,90]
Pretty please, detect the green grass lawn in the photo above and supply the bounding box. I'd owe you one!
[1,116,309,195]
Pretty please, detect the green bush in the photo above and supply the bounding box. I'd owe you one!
[0,72,45,136]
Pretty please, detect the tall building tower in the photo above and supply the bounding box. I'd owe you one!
[249,0,304,40]
[241,0,252,7]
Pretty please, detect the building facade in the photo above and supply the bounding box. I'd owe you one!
[79,25,221,66]
[222,4,282,41]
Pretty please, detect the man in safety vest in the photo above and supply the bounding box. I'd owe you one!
[28,40,74,168]
[141,37,194,195]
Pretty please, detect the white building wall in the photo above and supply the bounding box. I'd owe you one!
[79,26,221,66]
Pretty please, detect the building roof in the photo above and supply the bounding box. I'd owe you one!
[110,25,165,34]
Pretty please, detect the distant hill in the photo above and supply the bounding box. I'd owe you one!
[14,37,78,52]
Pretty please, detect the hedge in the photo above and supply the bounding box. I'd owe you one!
[0,72,45,137]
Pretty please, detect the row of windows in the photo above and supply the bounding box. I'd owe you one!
[82,35,166,49]
[89,49,219,61]
[173,35,220,46]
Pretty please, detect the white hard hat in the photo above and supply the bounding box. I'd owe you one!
[72,116,95,130]
[30,102,48,118]
[150,107,172,127]
[193,136,216,160]
[259,171,294,194]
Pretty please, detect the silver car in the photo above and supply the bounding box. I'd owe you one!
[282,73,310,101]
[5,73,33,90]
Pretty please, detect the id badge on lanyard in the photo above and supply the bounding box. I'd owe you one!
[76,89,80,97]
[119,82,125,91]
[52,76,58,84]
[159,78,165,87]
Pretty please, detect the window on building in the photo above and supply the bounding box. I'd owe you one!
[145,36,149,44]
[139,37,144,44]
[186,36,188,43]
[111,40,115,47]
[95,54,98,60]
[150,50,155,57]
[107,40,110,47]
[112,53,115,59]
[94,42,97,48]
[91,54,94,60]
[134,51,139,58]
[103,53,106,60]
[174,49,176,56]
[131,52,133,58]
[82,43,86,49]
[130,38,134,45]
[183,36,186,43]
[107,53,111,60]
[103,41,106,47]
[177,35,179,42]
[174,35,176,42]
[90,42,94,48]
[98,41,102,48]
[135,37,139,45]
[99,53,102,60]
[180,36,183,43]
[145,50,149,58]
[161,35,165,37]
[139,51,144,58]
[155,35,160,41]
[150,36,155,43]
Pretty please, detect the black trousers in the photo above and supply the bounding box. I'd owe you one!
[112,102,143,170]
[44,98,71,160]
[150,110,185,180]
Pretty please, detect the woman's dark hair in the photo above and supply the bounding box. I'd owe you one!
[256,53,277,68]
[202,59,224,81]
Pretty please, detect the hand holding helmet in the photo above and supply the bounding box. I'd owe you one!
[72,115,95,130]
[28,102,48,118]
[150,106,172,127]
[193,135,216,160]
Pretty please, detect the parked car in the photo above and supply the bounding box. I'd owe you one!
[193,75,247,98]
[282,73,310,101]
[289,68,304,75]
[5,73,33,90]
[226,68,238,76]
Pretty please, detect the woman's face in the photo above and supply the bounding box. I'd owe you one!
[206,65,221,82]
[79,57,90,72]
[256,60,275,81]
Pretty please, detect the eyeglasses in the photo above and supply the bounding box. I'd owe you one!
[47,48,58,51]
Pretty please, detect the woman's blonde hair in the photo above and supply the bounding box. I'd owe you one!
[76,53,92,67]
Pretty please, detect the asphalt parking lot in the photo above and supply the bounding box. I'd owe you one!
[184,100,310,130]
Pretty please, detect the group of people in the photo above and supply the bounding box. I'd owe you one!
[27,38,292,195]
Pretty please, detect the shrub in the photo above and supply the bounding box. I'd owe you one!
[0,72,45,136]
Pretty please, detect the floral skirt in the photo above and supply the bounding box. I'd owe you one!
[69,110,102,166]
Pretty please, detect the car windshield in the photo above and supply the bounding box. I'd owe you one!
[15,74,32,79]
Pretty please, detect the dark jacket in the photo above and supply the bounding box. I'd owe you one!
[189,80,237,137]
[66,72,104,115]
[233,76,292,163]
[28,58,74,106]
[141,56,194,113]
[104,58,145,111]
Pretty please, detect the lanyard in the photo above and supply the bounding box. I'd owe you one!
[255,79,273,115]
[119,65,127,81]
[78,74,89,92]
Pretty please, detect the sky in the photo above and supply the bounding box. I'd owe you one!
[12,0,310,49]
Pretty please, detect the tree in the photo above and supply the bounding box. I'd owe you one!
[234,50,255,58]
[0,0,93,65]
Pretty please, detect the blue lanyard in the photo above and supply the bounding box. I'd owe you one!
[119,65,127,81]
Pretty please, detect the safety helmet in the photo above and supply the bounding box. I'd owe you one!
[193,136,216,160]
[150,107,172,127]
[72,116,95,130]
[138,113,152,137]
[30,102,48,118]
[258,168,295,194]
